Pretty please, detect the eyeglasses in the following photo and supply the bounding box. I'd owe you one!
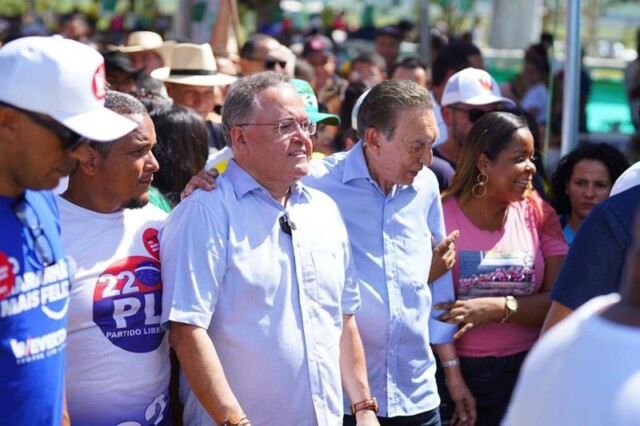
[0,101,88,151]
[13,198,55,267]
[244,56,287,70]
[238,119,317,136]
[448,106,490,124]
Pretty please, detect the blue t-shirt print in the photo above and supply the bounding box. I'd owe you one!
[0,190,70,426]
[458,249,535,299]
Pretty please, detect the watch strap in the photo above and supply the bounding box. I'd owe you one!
[351,397,379,415]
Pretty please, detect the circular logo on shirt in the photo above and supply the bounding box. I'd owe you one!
[93,256,164,353]
[0,252,15,301]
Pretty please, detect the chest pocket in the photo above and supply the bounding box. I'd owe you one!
[310,249,343,308]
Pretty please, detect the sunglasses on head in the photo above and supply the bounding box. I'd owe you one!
[0,101,88,151]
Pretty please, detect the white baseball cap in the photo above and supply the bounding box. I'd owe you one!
[441,67,515,108]
[351,89,371,132]
[0,36,137,142]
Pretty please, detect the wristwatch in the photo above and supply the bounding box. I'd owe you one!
[351,397,379,415]
[501,295,518,323]
[222,414,249,426]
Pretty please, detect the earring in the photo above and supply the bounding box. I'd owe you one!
[472,170,489,198]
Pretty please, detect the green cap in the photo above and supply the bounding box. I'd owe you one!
[290,78,341,126]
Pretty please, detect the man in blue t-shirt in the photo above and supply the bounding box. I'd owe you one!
[542,185,640,333]
[0,37,135,425]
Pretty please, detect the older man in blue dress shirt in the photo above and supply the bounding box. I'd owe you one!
[307,80,476,426]
[160,72,378,426]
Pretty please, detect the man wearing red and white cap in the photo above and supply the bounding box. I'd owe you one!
[0,36,136,425]
[431,67,515,191]
[302,34,347,116]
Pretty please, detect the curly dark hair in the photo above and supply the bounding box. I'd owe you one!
[550,143,629,216]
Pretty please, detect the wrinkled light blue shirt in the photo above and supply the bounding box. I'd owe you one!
[160,160,359,425]
[306,141,456,417]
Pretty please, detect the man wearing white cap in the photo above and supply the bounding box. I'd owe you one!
[152,43,236,152]
[431,67,515,191]
[0,36,136,425]
[109,31,175,75]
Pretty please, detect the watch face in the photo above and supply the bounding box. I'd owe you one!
[506,296,518,311]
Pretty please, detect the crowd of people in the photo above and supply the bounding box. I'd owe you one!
[1,12,640,426]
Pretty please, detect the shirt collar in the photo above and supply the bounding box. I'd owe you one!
[341,141,372,184]
[340,141,421,193]
[226,159,307,202]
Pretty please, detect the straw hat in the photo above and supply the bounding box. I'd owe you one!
[150,43,237,87]
[107,31,176,65]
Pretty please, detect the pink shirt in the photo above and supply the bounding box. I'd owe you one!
[443,195,568,357]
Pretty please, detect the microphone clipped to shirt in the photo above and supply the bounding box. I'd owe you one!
[279,214,296,235]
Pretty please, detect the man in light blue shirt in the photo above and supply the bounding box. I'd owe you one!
[307,80,476,425]
[160,72,378,426]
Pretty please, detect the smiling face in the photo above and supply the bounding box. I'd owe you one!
[566,159,612,221]
[482,128,536,204]
[95,113,159,210]
[366,107,438,193]
[231,85,312,196]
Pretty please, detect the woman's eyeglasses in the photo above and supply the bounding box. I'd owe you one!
[13,198,55,267]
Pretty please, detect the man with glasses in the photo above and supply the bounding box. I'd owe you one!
[183,79,476,426]
[239,33,287,76]
[431,67,514,191]
[160,72,377,425]
[0,36,136,425]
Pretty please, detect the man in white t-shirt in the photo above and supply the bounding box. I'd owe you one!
[59,91,171,425]
[504,210,640,426]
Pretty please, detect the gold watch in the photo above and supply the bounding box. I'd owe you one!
[501,295,518,323]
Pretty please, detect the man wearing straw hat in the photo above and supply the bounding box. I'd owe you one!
[108,31,176,75]
[152,43,236,152]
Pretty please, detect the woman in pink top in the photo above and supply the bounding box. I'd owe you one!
[434,112,568,426]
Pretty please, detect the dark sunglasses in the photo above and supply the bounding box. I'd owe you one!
[13,198,55,267]
[448,106,489,124]
[0,101,88,151]
[245,56,286,70]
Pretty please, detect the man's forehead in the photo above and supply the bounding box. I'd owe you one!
[119,113,154,142]
[175,84,213,93]
[253,86,307,118]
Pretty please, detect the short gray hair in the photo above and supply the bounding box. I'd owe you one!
[357,79,434,141]
[90,90,147,157]
[221,71,290,146]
